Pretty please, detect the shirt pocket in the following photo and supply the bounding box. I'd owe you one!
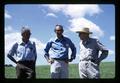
[26,47,33,55]
[86,48,93,56]
[17,46,25,58]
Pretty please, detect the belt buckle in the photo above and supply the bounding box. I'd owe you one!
[91,59,95,63]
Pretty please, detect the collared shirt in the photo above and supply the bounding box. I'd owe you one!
[7,40,37,62]
[44,36,76,60]
[79,38,108,61]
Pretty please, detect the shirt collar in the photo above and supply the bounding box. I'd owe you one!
[55,35,64,41]
[82,38,91,45]
[20,40,30,46]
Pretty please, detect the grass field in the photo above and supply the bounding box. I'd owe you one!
[5,62,115,79]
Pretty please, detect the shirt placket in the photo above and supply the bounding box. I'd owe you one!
[24,44,28,59]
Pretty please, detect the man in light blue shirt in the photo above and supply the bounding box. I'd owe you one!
[44,24,76,79]
[76,27,108,79]
[7,27,37,79]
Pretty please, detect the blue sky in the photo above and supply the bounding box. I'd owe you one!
[5,4,115,66]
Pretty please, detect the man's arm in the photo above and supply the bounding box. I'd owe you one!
[68,39,76,62]
[33,42,37,63]
[98,50,108,62]
[44,41,53,64]
[96,39,109,64]
[7,54,17,64]
[7,43,18,64]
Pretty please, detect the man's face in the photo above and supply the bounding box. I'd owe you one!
[78,32,89,40]
[55,26,63,36]
[22,31,31,41]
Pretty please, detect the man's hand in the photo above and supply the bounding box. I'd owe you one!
[68,58,74,62]
[48,59,54,64]
[95,59,101,66]
[7,54,17,64]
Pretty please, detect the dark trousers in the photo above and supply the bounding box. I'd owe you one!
[16,61,36,79]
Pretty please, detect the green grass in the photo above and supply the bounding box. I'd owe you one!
[100,62,115,78]
[5,62,115,79]
[5,66,17,78]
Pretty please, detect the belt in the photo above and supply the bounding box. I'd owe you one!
[18,60,35,63]
[17,60,35,69]
[80,59,96,63]
[52,58,68,61]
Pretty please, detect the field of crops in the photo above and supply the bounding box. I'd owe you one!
[5,62,115,79]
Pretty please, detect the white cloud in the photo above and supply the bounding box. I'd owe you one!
[69,18,104,37]
[5,11,12,19]
[43,4,104,38]
[30,37,45,54]
[63,4,102,18]
[110,35,115,41]
[5,26,14,32]
[5,33,21,55]
[44,4,102,18]
[5,32,47,66]
[43,4,66,13]
[46,13,57,18]
[92,36,100,39]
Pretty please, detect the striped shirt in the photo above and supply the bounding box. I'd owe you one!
[79,38,108,61]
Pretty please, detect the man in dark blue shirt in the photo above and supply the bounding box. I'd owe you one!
[44,24,76,78]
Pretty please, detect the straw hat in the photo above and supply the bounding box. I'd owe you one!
[76,27,92,34]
